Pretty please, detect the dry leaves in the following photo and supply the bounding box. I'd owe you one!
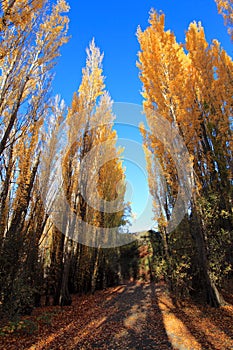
[0,282,232,350]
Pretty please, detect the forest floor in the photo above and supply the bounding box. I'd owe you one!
[0,281,233,350]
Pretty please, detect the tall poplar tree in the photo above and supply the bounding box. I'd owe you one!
[43,40,127,305]
[137,11,233,306]
[0,0,69,316]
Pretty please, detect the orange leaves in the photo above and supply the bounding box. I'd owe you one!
[158,287,233,350]
[0,0,45,31]
[35,0,70,69]
[215,0,233,40]
[78,39,105,108]
[0,0,70,156]
[137,11,188,126]
[1,282,232,350]
[138,9,233,230]
[61,39,126,237]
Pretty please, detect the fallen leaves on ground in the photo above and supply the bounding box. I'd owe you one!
[0,282,232,350]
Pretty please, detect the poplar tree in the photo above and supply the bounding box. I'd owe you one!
[137,11,233,306]
[0,0,69,316]
[43,41,127,305]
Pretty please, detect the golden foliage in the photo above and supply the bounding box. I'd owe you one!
[137,10,233,227]
[215,0,233,40]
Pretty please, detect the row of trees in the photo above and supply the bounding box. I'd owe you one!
[0,0,232,319]
[138,2,233,306]
[0,0,129,318]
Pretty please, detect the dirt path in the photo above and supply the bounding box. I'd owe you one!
[1,282,233,350]
[32,283,172,350]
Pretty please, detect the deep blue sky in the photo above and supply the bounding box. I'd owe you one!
[52,0,232,232]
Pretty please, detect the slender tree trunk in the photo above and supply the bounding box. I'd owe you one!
[91,246,101,294]
[117,247,123,284]
[160,226,173,291]
[59,238,72,306]
[0,142,14,243]
[52,230,65,306]
[0,78,28,156]
[192,208,226,307]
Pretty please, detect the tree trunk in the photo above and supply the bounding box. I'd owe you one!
[117,247,123,284]
[191,209,226,307]
[0,78,28,156]
[52,230,65,306]
[160,226,173,291]
[91,246,101,294]
[59,248,72,306]
[0,142,14,243]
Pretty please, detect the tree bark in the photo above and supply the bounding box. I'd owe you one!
[191,208,226,307]
[59,239,72,306]
[91,246,101,294]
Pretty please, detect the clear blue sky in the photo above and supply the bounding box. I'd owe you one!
[52,0,232,232]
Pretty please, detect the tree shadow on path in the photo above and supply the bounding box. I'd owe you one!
[70,282,173,350]
[0,283,173,350]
